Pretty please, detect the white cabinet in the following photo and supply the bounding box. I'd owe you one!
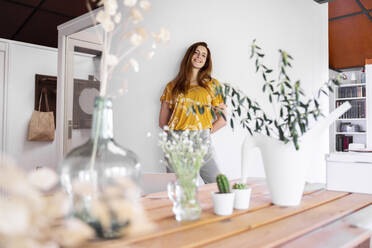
[326,153,372,194]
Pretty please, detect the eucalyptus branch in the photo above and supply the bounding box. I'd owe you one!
[215,40,340,150]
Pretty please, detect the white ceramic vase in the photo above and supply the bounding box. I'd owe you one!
[232,188,252,210]
[211,192,235,215]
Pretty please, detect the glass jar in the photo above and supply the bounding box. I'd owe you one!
[59,96,141,239]
[167,175,201,221]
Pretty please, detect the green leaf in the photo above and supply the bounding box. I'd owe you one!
[239,97,245,105]
[219,110,226,121]
[278,126,284,141]
[328,85,334,93]
[224,85,231,96]
[266,69,273,73]
[257,53,264,57]
[237,106,241,116]
[231,100,236,107]
[230,118,234,129]
[211,109,216,119]
[247,98,252,107]
[269,94,272,103]
[191,105,196,115]
[246,127,253,135]
[284,81,292,89]
[263,73,267,81]
[265,126,270,136]
[314,99,319,108]
[255,121,259,131]
[198,105,205,114]
[269,84,274,92]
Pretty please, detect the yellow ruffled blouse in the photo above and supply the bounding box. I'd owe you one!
[160,79,224,130]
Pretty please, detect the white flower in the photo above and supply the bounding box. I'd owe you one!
[107,54,119,66]
[114,13,121,23]
[136,26,148,40]
[0,199,30,235]
[54,219,94,248]
[28,167,58,191]
[130,33,143,46]
[129,58,139,72]
[147,51,155,60]
[72,181,95,196]
[124,0,137,7]
[103,0,118,15]
[139,0,151,11]
[96,10,115,32]
[130,8,143,24]
[152,28,170,43]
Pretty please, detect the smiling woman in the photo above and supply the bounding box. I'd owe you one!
[159,42,227,183]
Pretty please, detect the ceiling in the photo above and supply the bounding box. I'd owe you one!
[329,0,372,69]
[0,0,97,48]
[0,0,371,69]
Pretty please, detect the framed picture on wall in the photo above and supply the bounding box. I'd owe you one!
[73,78,100,129]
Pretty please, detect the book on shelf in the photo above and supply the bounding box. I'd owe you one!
[335,134,353,152]
[338,86,366,98]
[336,100,366,119]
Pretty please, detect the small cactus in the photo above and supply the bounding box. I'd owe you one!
[232,183,247,190]
[216,174,230,193]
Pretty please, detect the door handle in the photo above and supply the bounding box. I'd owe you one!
[68,120,72,139]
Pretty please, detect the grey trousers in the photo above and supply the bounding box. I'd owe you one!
[165,130,221,184]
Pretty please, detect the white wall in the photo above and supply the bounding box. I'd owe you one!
[0,39,96,171]
[107,0,329,182]
[2,40,58,170]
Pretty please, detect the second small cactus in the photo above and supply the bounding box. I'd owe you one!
[232,183,247,189]
[216,174,230,193]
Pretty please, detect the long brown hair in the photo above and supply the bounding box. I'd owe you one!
[171,42,212,98]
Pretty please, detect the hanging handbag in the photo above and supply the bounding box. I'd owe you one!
[27,88,55,141]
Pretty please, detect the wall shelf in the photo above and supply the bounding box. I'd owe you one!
[337,118,366,121]
[336,83,366,88]
[335,132,366,135]
[336,97,366,101]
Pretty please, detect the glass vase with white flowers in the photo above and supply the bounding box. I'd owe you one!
[159,128,209,221]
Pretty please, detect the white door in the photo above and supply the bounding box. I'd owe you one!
[64,37,103,154]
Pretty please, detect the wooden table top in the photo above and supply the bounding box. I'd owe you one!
[86,178,372,248]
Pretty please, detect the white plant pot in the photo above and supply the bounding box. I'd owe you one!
[211,192,235,215]
[232,188,252,210]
